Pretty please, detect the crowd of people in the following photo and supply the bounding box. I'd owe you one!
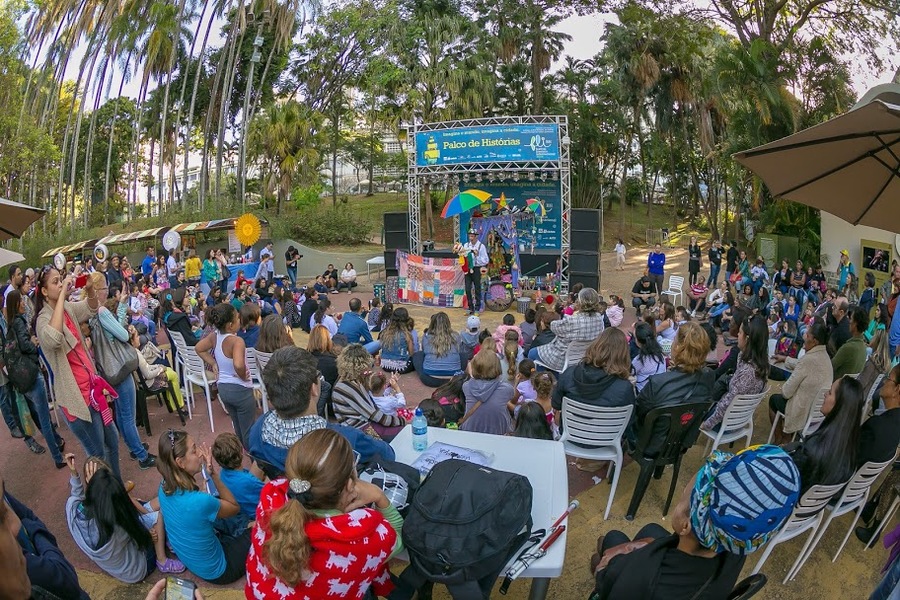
[2,237,900,600]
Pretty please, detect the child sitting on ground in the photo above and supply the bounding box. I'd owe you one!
[512,401,554,440]
[473,328,492,354]
[499,330,524,381]
[416,397,446,428]
[510,372,558,440]
[520,309,537,350]
[431,373,467,424]
[212,432,265,522]
[313,275,329,295]
[460,315,481,359]
[366,370,409,418]
[492,313,524,353]
[367,297,382,331]
[511,359,537,404]
[606,295,625,328]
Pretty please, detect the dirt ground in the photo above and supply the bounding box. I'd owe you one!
[2,243,888,600]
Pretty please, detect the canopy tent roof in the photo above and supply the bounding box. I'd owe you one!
[0,198,46,242]
[42,239,100,259]
[41,216,269,258]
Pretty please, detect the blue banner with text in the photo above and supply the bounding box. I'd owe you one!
[416,124,560,167]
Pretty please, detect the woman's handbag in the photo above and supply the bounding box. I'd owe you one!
[0,326,39,393]
[89,317,139,386]
[729,271,742,284]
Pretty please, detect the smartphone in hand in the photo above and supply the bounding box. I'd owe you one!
[165,577,196,600]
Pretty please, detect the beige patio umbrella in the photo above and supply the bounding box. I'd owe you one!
[0,248,25,269]
[733,84,900,233]
[0,197,46,241]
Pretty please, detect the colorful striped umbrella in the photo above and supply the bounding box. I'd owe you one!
[441,189,492,218]
[525,198,547,217]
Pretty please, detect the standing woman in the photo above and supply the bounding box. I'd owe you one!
[157,429,249,584]
[687,236,702,285]
[196,303,257,449]
[5,290,65,468]
[216,249,231,295]
[647,244,666,301]
[34,265,123,481]
[614,238,626,271]
[88,273,156,470]
[201,249,220,296]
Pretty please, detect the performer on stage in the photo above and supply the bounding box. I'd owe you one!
[458,229,489,315]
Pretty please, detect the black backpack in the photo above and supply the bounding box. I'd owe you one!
[397,459,533,600]
[0,322,39,393]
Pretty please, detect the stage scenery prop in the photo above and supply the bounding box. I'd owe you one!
[235,213,262,247]
[441,189,492,218]
[459,181,561,252]
[396,250,467,308]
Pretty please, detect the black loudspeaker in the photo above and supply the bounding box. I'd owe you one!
[569,272,600,290]
[384,250,399,278]
[383,212,410,251]
[569,250,600,274]
[571,208,601,253]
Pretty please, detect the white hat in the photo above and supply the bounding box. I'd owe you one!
[466,315,481,332]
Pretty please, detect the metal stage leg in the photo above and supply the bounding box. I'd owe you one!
[528,578,551,600]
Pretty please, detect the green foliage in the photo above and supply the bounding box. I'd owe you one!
[275,205,373,246]
[293,184,324,209]
[758,200,822,266]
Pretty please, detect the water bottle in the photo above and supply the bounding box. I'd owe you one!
[412,408,428,451]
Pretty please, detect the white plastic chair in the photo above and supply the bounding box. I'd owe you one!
[559,398,633,520]
[254,349,273,372]
[786,453,897,581]
[701,387,769,454]
[767,386,828,444]
[561,338,593,372]
[171,332,218,433]
[751,481,847,583]
[861,373,885,424]
[245,347,268,413]
[661,275,684,306]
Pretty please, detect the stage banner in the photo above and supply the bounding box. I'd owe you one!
[396,251,467,308]
[416,123,559,167]
[459,180,561,250]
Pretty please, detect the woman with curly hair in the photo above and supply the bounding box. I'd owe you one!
[412,311,466,387]
[331,344,405,440]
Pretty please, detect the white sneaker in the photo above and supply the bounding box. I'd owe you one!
[331,290,338,294]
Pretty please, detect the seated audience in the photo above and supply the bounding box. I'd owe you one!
[248,346,394,476]
[332,344,406,440]
[787,376,863,495]
[769,322,833,444]
[2,475,91,600]
[307,324,339,387]
[520,308,537,349]
[512,400,554,440]
[237,302,261,348]
[378,307,416,374]
[256,313,294,354]
[631,272,657,317]
[632,322,714,455]
[606,295,625,328]
[554,328,635,413]
[309,297,338,337]
[530,288,605,373]
[492,313,523,353]
[246,429,400,599]
[701,315,768,431]
[156,430,250,584]
[412,312,467,387]
[631,323,666,392]
[298,291,318,333]
[336,297,380,354]
[365,370,407,417]
[459,348,515,435]
[827,296,851,357]
[864,303,888,343]
[528,309,559,353]
[589,446,800,599]
[212,433,265,522]
[831,304,868,380]
[65,454,183,583]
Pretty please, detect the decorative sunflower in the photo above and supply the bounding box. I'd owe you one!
[235,213,262,247]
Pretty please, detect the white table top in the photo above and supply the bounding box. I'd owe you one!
[366,255,386,265]
[391,426,569,579]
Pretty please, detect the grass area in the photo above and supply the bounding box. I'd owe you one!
[602,200,711,250]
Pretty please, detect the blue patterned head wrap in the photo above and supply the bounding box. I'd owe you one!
[690,444,800,555]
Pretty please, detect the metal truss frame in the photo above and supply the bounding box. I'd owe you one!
[407,115,571,295]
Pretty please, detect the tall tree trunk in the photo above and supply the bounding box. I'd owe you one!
[147,136,155,216]
[184,0,216,209]
[215,21,245,204]
[617,100,641,233]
